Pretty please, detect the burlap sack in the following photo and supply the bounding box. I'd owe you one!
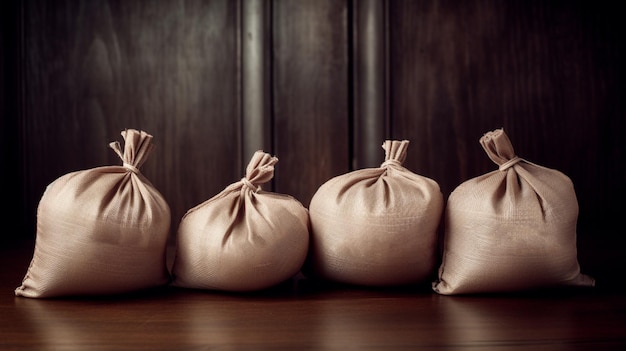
[306,140,444,286]
[433,128,595,295]
[15,129,171,298]
[171,151,310,292]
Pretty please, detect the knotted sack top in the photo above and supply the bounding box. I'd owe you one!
[15,129,171,298]
[171,151,310,292]
[433,128,595,295]
[306,140,444,286]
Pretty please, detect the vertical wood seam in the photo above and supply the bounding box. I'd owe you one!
[383,0,390,140]
[242,0,272,173]
[353,0,388,169]
[236,0,243,178]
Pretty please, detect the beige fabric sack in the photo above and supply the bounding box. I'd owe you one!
[306,140,444,286]
[15,129,171,298]
[171,151,310,292]
[433,128,595,295]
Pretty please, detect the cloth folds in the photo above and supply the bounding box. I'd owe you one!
[171,151,310,292]
[306,140,444,286]
[433,128,595,295]
[15,129,171,298]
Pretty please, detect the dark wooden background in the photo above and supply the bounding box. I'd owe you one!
[1,0,624,288]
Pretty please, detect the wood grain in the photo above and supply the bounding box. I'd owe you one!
[3,0,625,286]
[0,0,25,241]
[242,0,272,165]
[353,0,388,169]
[21,0,241,238]
[387,0,625,283]
[1,242,626,350]
[272,0,350,206]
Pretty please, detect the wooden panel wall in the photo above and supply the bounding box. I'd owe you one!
[273,0,349,205]
[1,0,24,238]
[389,0,624,207]
[387,0,624,286]
[2,0,624,286]
[17,0,242,240]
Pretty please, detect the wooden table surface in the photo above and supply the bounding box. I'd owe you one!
[2,241,625,351]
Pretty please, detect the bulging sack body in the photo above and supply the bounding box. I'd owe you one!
[15,129,171,298]
[307,140,444,286]
[433,128,595,295]
[171,151,310,292]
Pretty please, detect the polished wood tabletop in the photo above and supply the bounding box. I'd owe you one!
[2,240,625,350]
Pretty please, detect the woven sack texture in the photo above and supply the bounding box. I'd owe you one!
[433,128,595,295]
[171,151,310,292]
[15,129,171,298]
[306,140,444,286]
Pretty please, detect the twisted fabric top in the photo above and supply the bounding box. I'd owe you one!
[480,128,527,171]
[241,151,279,192]
[380,140,409,168]
[109,129,155,173]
